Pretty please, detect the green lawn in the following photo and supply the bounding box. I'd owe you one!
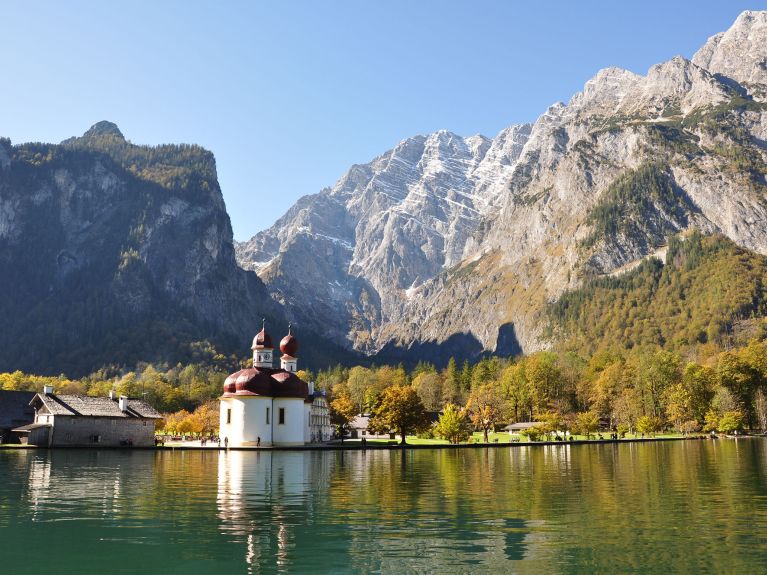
[343,431,698,446]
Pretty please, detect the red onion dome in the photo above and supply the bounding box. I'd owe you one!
[271,371,309,398]
[251,320,273,349]
[223,371,240,394]
[280,326,299,357]
[234,368,273,395]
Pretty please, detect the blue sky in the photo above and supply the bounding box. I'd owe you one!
[2,1,765,240]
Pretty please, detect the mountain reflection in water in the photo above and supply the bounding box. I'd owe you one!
[1,440,766,574]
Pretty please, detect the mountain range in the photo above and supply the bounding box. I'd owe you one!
[236,10,767,364]
[2,11,766,376]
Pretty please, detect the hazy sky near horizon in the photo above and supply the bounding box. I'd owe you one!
[2,1,765,240]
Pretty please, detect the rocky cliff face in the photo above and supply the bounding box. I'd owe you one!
[0,122,291,375]
[237,11,767,365]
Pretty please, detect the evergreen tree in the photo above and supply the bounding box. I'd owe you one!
[460,360,472,394]
[442,357,461,406]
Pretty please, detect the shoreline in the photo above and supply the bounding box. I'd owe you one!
[3,434,758,452]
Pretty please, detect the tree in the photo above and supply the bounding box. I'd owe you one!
[470,359,492,390]
[636,415,662,437]
[589,362,624,425]
[679,420,700,435]
[539,411,564,440]
[612,387,642,435]
[717,411,745,434]
[442,358,462,406]
[525,352,563,414]
[574,411,600,439]
[368,386,429,445]
[679,362,715,423]
[755,389,767,432]
[412,372,443,411]
[347,366,375,414]
[703,409,719,433]
[717,352,759,427]
[460,361,472,394]
[711,386,741,415]
[637,350,682,418]
[519,425,544,442]
[330,395,358,438]
[499,364,532,422]
[434,404,471,444]
[466,383,505,443]
[163,409,191,434]
[189,401,219,435]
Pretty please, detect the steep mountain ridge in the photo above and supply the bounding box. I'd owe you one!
[0,123,321,376]
[237,11,767,364]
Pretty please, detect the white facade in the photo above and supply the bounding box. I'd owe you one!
[219,324,322,447]
[309,395,333,443]
[220,396,311,447]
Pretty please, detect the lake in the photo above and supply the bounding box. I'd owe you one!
[1,440,766,574]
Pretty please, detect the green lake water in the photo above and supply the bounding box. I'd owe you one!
[1,440,766,574]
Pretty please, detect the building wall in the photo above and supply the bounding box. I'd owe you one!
[44,416,156,447]
[304,402,312,444]
[220,396,307,447]
[310,396,333,443]
[220,396,273,447]
[272,398,306,446]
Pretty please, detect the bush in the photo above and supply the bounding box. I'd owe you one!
[680,420,700,435]
[616,423,630,438]
[718,411,745,434]
[520,425,544,442]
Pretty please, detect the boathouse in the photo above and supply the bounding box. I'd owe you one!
[14,387,162,447]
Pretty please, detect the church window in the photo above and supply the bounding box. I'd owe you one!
[279,408,285,425]
[226,409,232,424]
[266,407,270,424]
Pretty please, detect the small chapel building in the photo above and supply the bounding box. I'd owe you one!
[219,323,332,447]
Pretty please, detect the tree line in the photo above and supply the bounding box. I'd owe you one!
[315,334,767,442]
[3,335,767,442]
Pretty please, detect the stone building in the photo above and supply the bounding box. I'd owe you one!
[14,387,162,447]
[220,323,332,447]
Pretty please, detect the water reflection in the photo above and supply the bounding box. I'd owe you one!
[217,450,336,573]
[1,441,766,574]
[215,449,543,573]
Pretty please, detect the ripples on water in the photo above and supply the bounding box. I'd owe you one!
[1,440,766,574]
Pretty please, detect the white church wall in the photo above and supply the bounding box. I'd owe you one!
[220,397,274,447]
[271,398,305,445]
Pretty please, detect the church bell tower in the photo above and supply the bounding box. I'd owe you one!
[251,319,274,368]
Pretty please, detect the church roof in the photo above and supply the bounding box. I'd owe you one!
[222,367,309,399]
[251,321,273,350]
[279,328,299,357]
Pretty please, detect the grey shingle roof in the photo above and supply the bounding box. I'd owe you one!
[0,390,36,429]
[34,394,162,419]
[12,423,51,432]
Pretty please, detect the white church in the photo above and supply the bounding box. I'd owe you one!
[219,322,332,447]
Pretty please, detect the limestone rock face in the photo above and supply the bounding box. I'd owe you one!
[0,124,286,375]
[237,10,767,364]
[692,10,767,91]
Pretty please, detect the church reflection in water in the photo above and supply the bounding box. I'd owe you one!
[216,450,335,573]
[216,449,544,574]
